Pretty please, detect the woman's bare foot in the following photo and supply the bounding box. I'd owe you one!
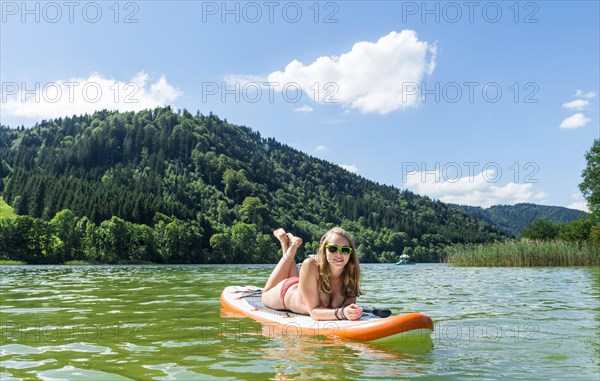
[288,233,303,248]
[283,233,302,262]
[273,228,290,253]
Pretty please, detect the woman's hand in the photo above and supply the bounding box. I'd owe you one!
[342,304,363,321]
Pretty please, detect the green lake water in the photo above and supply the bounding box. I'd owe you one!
[1,264,598,380]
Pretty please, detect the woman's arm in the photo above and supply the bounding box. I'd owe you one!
[339,303,362,320]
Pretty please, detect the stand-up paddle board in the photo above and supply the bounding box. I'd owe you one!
[220,286,434,343]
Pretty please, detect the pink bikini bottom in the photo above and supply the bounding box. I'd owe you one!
[279,277,330,310]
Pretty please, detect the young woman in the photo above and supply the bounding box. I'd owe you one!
[261,227,363,321]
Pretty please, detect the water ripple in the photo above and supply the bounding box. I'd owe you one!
[0,264,597,380]
[37,366,133,381]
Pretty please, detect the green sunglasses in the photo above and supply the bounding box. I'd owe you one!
[325,244,353,255]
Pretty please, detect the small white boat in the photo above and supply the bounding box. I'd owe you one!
[396,254,416,265]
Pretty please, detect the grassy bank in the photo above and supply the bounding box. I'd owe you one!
[447,239,600,266]
[63,260,96,265]
[0,260,27,265]
[0,197,15,219]
[0,260,158,265]
[63,260,156,265]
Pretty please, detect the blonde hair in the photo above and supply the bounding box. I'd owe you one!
[316,227,362,298]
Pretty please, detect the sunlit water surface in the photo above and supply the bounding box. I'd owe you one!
[1,264,598,380]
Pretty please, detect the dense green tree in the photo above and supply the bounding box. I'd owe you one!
[77,216,99,261]
[222,169,253,203]
[580,139,600,221]
[128,223,156,262]
[96,216,130,263]
[589,225,600,246]
[50,209,80,262]
[231,222,262,263]
[210,232,234,263]
[520,219,560,240]
[558,219,592,242]
[154,218,203,263]
[0,215,61,263]
[238,196,268,227]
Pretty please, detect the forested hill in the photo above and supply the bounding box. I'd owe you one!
[449,203,587,237]
[0,107,504,264]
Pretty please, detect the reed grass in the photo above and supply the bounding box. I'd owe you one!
[447,239,600,267]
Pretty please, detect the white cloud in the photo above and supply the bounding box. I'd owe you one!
[567,202,589,212]
[575,89,596,99]
[294,105,314,112]
[315,145,329,153]
[568,191,589,212]
[560,113,591,129]
[404,169,548,208]
[339,164,359,173]
[267,30,436,115]
[562,99,590,110]
[1,72,181,121]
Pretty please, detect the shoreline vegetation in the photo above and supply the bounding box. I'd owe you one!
[0,113,598,267]
[0,201,597,267]
[1,200,597,268]
[0,259,156,266]
[448,239,600,267]
[0,109,507,265]
[2,240,598,267]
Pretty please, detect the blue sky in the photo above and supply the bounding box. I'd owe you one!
[1,1,598,211]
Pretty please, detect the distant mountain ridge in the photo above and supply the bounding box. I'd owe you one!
[449,203,587,237]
